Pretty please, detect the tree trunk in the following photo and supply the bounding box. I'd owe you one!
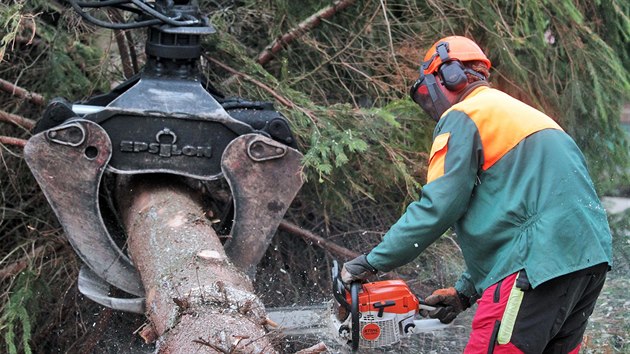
[117,175,277,353]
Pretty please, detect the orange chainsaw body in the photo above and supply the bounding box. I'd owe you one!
[338,279,420,348]
[330,261,448,351]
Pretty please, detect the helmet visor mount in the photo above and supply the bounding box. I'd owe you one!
[410,72,451,122]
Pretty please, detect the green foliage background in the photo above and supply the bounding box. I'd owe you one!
[0,0,629,352]
[202,0,630,206]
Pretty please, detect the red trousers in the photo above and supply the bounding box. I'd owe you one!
[465,263,607,354]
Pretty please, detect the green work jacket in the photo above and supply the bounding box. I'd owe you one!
[367,86,612,298]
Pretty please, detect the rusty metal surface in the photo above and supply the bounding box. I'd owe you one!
[24,119,144,296]
[221,134,304,277]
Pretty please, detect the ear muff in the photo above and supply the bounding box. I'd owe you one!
[435,42,468,92]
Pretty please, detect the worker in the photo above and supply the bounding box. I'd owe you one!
[341,36,612,353]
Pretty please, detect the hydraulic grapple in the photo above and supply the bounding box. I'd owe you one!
[24,0,303,313]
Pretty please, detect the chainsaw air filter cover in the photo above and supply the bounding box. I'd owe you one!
[330,278,421,350]
[355,280,420,348]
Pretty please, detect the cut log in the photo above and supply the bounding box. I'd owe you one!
[117,175,278,353]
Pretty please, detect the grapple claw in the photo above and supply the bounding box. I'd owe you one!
[24,120,144,297]
[78,266,145,314]
[222,134,303,277]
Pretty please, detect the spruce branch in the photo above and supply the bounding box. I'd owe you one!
[0,78,45,106]
[0,136,27,148]
[0,110,35,130]
[256,0,356,66]
[278,220,360,260]
[204,54,319,124]
[0,245,62,280]
[108,8,137,78]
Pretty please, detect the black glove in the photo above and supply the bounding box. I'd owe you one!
[423,287,472,324]
[340,254,378,285]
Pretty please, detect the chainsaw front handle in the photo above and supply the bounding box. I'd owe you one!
[419,303,438,312]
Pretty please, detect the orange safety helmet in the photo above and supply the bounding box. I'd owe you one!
[422,36,491,75]
[410,36,491,121]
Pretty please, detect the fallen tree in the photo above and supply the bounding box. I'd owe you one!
[117,175,277,353]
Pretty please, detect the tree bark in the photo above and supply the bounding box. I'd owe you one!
[0,136,27,148]
[0,78,45,106]
[117,176,277,353]
[0,109,36,130]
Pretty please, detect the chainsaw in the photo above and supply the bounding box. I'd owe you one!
[267,261,450,352]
